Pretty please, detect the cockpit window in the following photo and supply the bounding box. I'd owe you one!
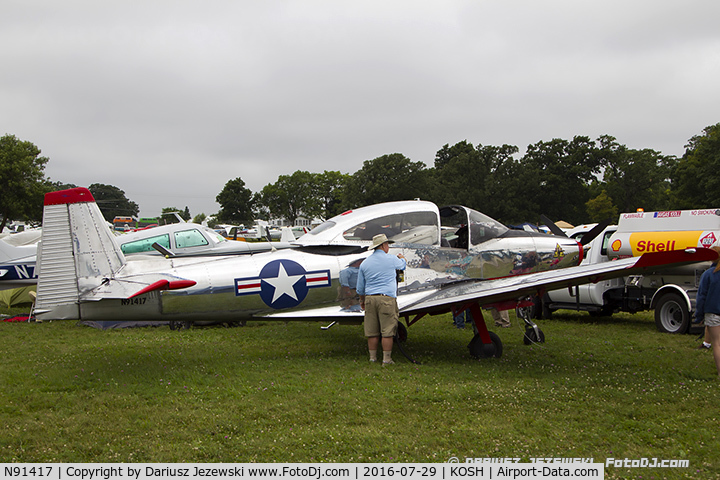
[307,220,336,236]
[205,227,227,243]
[467,210,508,245]
[120,234,170,254]
[174,229,209,248]
[343,211,439,245]
[439,206,508,248]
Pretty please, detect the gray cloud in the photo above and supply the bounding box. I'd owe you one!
[2,0,719,217]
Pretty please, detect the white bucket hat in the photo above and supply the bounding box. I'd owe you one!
[370,233,394,250]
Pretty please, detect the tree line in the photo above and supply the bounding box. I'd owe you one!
[2,123,720,232]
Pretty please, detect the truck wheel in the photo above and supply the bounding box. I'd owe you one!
[654,293,689,334]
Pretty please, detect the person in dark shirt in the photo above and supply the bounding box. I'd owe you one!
[694,246,720,379]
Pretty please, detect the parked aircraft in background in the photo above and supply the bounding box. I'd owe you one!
[117,222,295,257]
[33,188,716,359]
[0,230,41,290]
[0,218,294,291]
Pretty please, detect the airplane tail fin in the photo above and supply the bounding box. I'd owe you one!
[280,227,295,243]
[35,188,126,319]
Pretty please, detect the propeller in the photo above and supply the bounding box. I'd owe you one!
[540,214,568,238]
[578,219,611,246]
[540,214,611,251]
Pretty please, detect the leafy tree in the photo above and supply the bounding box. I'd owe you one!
[585,190,618,222]
[514,136,604,225]
[313,170,350,220]
[215,177,255,224]
[192,213,207,224]
[432,141,520,223]
[0,134,50,231]
[670,123,720,208]
[259,170,319,225]
[594,135,674,214]
[432,141,479,205]
[88,183,139,223]
[181,206,191,221]
[343,153,430,208]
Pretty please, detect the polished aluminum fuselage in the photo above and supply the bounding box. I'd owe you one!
[35,197,581,322]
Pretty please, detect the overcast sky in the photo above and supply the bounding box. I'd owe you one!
[2,1,719,218]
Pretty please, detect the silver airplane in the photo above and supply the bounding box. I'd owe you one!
[33,188,716,358]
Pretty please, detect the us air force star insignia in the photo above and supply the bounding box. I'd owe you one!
[263,262,303,303]
[234,259,332,309]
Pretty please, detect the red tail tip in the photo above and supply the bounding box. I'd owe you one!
[44,188,95,206]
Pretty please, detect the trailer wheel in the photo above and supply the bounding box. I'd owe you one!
[654,292,689,334]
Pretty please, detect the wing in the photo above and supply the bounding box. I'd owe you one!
[262,248,717,322]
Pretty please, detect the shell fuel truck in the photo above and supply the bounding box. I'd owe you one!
[541,208,720,334]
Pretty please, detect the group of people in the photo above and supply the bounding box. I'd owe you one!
[453,307,510,329]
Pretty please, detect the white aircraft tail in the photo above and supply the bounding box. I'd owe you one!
[35,188,126,319]
[280,227,295,243]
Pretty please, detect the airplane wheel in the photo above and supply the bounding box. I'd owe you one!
[183,320,193,330]
[523,328,545,345]
[169,321,179,331]
[468,332,503,358]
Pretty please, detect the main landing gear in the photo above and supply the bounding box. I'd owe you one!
[466,301,546,359]
[467,303,503,358]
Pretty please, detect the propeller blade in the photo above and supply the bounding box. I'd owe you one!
[580,219,611,246]
[540,214,568,238]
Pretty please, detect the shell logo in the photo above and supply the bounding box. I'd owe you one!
[611,239,622,252]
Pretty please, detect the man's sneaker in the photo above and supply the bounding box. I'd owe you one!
[697,343,711,350]
[369,358,377,362]
[382,360,395,366]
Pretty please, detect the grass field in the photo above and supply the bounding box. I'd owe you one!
[1,305,718,478]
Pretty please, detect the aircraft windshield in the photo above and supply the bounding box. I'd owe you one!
[467,210,508,245]
[440,206,508,248]
[174,229,210,248]
[121,234,171,254]
[306,220,336,236]
[343,211,439,245]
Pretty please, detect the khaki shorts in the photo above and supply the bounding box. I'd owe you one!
[704,313,720,327]
[363,295,399,338]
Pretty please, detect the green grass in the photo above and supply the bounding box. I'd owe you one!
[1,305,719,478]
